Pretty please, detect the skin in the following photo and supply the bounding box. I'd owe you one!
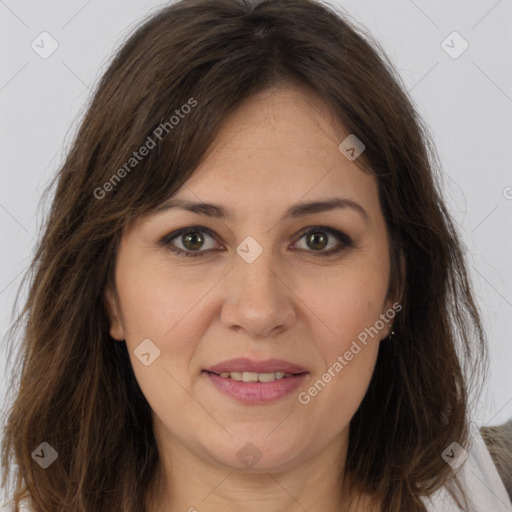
[105,85,395,512]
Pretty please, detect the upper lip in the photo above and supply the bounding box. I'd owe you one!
[204,358,308,375]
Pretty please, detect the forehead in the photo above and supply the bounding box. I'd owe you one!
[173,86,379,216]
[205,85,345,157]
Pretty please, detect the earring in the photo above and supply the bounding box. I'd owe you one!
[388,329,398,355]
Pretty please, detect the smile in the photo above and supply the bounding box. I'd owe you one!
[203,370,308,404]
[216,371,294,382]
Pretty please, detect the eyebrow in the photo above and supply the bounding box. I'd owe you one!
[153,197,369,222]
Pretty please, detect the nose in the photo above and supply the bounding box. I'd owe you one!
[220,247,297,339]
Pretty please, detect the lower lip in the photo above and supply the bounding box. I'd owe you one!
[204,371,308,404]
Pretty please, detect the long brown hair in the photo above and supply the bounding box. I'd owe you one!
[1,0,487,510]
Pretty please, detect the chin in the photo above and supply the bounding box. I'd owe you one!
[198,433,302,473]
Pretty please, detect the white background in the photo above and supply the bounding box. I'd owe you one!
[0,0,511,435]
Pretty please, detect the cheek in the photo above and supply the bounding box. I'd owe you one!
[301,258,390,341]
[115,264,205,423]
[319,344,380,431]
[294,259,387,422]
[301,312,381,432]
[116,257,207,340]
[113,259,209,408]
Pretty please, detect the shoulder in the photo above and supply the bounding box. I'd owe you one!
[423,425,512,512]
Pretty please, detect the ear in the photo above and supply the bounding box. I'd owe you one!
[104,286,125,341]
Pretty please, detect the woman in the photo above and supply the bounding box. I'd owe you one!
[1,0,511,510]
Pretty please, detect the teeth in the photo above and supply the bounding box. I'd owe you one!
[218,371,293,382]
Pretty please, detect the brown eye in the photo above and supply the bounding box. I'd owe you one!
[161,226,220,257]
[294,227,353,256]
[161,225,353,258]
[306,231,329,251]
[182,231,206,251]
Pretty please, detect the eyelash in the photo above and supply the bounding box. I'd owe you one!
[160,225,354,258]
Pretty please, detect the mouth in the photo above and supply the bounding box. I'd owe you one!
[203,370,306,382]
[202,364,309,404]
[202,357,309,404]
[204,357,308,376]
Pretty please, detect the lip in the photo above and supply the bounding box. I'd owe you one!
[204,357,308,375]
[204,372,308,404]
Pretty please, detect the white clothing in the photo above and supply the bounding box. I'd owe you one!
[423,426,512,511]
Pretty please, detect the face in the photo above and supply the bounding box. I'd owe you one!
[105,85,395,474]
